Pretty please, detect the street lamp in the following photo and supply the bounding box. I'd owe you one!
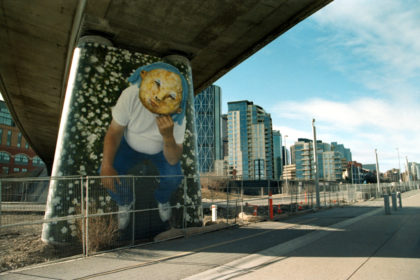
[312,119,320,208]
[284,135,288,165]
[375,149,381,196]
[283,134,289,193]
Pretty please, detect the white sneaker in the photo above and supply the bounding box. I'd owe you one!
[118,203,133,230]
[158,202,171,222]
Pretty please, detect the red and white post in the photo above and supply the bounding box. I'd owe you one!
[269,191,273,220]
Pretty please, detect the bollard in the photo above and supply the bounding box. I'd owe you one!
[384,195,391,215]
[277,204,282,214]
[211,205,217,222]
[391,193,397,211]
[397,192,402,208]
[253,206,258,216]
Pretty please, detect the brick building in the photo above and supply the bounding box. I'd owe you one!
[0,100,46,176]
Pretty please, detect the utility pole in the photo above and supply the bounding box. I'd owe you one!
[283,135,288,193]
[406,156,411,183]
[397,148,402,182]
[375,149,381,196]
[312,119,320,208]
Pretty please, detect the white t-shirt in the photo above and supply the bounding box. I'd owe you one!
[112,85,186,154]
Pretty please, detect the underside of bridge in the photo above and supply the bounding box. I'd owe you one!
[0,0,332,172]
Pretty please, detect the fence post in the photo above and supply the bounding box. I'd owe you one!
[183,175,188,229]
[79,177,85,257]
[226,179,230,224]
[0,180,2,227]
[85,176,89,256]
[240,179,243,215]
[131,176,136,246]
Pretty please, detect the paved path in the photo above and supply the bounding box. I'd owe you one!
[2,190,420,280]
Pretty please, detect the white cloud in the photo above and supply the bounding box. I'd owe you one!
[273,0,420,171]
[271,97,420,171]
[312,0,420,100]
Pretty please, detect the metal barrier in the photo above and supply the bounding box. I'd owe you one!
[1,175,419,272]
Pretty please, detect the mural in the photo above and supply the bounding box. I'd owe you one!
[42,41,202,245]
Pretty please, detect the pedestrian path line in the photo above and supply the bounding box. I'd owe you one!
[74,218,318,280]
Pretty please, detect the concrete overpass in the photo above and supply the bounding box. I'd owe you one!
[0,0,332,172]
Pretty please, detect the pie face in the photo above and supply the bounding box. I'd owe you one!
[139,68,183,115]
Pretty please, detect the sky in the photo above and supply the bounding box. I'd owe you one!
[214,0,420,172]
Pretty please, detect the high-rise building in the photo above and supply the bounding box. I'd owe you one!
[221,114,228,158]
[282,146,290,166]
[408,162,419,181]
[194,85,222,173]
[272,130,283,179]
[331,142,352,162]
[291,138,346,181]
[0,100,46,176]
[228,100,274,179]
[291,138,316,180]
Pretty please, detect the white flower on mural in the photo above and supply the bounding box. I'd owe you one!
[61,227,68,234]
[87,134,98,146]
[96,66,105,73]
[51,196,61,206]
[90,56,98,63]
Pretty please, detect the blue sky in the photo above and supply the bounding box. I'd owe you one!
[215,0,420,172]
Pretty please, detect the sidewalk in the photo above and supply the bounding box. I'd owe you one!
[2,190,420,280]
[189,190,420,280]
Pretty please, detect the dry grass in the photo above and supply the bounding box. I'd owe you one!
[75,204,119,253]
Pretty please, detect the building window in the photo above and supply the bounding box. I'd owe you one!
[0,103,14,126]
[13,167,20,173]
[2,166,9,174]
[17,133,22,148]
[7,130,12,146]
[32,156,44,166]
[25,142,29,149]
[0,128,2,144]
[22,168,27,172]
[0,151,10,163]
[15,154,29,165]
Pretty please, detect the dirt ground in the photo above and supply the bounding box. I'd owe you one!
[0,214,81,273]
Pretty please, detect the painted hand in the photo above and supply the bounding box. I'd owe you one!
[100,165,120,192]
[156,115,175,140]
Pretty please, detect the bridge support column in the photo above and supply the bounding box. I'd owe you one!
[42,38,201,246]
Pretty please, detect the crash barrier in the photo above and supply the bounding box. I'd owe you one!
[1,175,419,270]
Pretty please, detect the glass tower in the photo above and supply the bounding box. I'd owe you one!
[194,85,222,173]
[228,100,274,179]
[272,130,283,179]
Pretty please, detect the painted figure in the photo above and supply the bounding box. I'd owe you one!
[100,62,188,229]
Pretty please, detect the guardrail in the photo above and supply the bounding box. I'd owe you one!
[1,175,419,272]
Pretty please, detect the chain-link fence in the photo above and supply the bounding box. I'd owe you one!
[201,177,420,224]
[1,175,420,271]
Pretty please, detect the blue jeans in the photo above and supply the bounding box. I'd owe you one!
[105,137,183,206]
